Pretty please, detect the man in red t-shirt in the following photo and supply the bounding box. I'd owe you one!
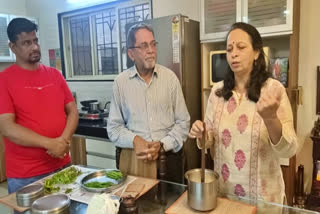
[0,18,79,194]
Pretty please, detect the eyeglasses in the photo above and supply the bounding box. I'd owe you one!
[129,41,158,51]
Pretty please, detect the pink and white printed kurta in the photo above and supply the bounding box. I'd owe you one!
[203,78,297,205]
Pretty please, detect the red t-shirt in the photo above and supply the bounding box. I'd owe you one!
[0,64,73,178]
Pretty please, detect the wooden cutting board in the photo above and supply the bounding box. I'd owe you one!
[0,192,29,213]
[114,176,159,199]
[165,191,257,214]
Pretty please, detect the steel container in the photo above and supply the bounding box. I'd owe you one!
[89,102,100,112]
[185,168,219,211]
[16,183,44,207]
[31,194,70,214]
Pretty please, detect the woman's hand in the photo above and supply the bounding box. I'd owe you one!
[189,120,205,139]
[257,84,283,144]
[257,85,281,121]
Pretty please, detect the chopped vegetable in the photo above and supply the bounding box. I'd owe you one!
[105,170,123,180]
[84,181,114,188]
[65,188,73,194]
[44,166,82,194]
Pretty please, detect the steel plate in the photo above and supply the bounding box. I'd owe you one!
[31,193,70,213]
[80,169,126,193]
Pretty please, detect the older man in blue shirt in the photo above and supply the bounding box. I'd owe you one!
[107,23,190,183]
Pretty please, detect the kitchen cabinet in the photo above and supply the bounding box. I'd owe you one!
[85,138,116,169]
[70,136,116,169]
[200,0,293,42]
[73,116,115,168]
[0,13,38,62]
[70,136,87,165]
[200,0,300,206]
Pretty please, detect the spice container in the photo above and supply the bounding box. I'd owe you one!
[119,195,137,214]
[16,183,44,207]
[31,193,70,214]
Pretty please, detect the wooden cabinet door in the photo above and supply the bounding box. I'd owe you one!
[280,0,300,206]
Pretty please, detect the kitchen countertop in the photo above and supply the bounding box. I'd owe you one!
[0,165,318,214]
[75,118,108,140]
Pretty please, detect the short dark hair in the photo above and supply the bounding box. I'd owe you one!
[215,22,271,103]
[7,18,38,43]
[127,23,154,48]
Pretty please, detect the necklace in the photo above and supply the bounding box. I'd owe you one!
[233,90,244,104]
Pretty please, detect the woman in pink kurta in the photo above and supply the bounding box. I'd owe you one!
[189,22,297,206]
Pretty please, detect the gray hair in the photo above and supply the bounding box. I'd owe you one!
[127,23,154,48]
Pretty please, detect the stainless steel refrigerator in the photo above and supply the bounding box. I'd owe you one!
[126,14,201,172]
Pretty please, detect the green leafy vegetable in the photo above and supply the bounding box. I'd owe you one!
[65,188,73,194]
[84,181,114,188]
[44,166,82,194]
[105,170,123,180]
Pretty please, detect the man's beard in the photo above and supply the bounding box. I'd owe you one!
[28,52,41,63]
[144,60,155,70]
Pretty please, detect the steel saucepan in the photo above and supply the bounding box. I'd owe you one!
[185,168,219,211]
[89,102,100,112]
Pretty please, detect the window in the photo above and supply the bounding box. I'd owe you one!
[0,15,10,58]
[119,3,151,70]
[58,0,152,80]
[0,14,37,62]
[70,15,92,75]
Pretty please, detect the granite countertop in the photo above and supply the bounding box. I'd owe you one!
[75,119,108,139]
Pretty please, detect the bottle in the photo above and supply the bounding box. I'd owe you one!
[158,142,167,180]
[157,143,167,204]
[296,164,304,197]
[295,164,305,208]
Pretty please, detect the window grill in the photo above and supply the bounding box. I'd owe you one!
[119,3,150,70]
[95,8,118,75]
[60,0,151,80]
[70,16,92,76]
